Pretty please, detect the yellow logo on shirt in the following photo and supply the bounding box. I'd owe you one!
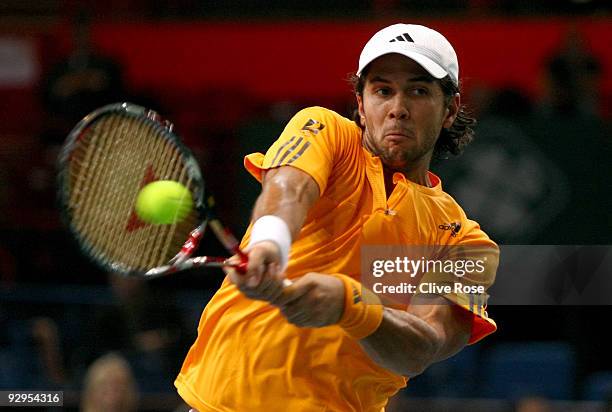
[301,119,325,135]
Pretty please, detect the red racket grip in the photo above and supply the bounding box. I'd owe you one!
[230,250,293,287]
[235,250,248,274]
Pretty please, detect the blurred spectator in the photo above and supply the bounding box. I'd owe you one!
[434,87,571,244]
[31,7,123,228]
[0,314,66,389]
[33,9,124,219]
[540,26,603,118]
[31,317,66,385]
[80,352,138,412]
[41,10,125,139]
[74,273,190,392]
[528,26,611,244]
[515,396,552,412]
[438,25,611,245]
[0,9,126,236]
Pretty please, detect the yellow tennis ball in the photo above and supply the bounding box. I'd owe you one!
[135,180,193,224]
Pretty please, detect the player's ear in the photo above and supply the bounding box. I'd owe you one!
[442,93,460,129]
[356,94,366,127]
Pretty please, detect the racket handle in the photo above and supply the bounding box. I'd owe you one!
[235,259,248,274]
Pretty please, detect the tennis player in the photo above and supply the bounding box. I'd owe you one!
[175,23,499,411]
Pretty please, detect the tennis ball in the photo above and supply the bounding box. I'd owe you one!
[135,180,193,224]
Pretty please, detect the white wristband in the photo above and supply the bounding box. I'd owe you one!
[247,215,291,271]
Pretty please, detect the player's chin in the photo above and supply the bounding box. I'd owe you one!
[381,149,412,169]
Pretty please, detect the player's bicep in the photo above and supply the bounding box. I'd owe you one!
[253,166,320,239]
[407,295,472,363]
[261,166,320,204]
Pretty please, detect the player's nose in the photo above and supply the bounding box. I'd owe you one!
[388,96,409,120]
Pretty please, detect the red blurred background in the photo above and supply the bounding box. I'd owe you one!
[1,3,611,410]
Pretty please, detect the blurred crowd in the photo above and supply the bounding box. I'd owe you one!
[0,5,611,411]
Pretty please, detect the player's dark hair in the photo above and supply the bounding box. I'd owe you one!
[349,66,476,159]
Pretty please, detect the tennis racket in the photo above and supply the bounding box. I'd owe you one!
[58,102,250,279]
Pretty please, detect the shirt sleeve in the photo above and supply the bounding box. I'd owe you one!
[416,219,499,344]
[244,106,347,195]
[458,220,499,344]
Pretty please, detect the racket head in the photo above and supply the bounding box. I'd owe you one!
[58,102,208,276]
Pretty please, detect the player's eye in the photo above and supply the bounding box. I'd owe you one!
[410,87,429,96]
[375,87,392,97]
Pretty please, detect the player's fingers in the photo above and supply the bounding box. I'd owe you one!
[280,304,320,328]
[277,290,314,324]
[273,275,315,307]
[280,305,309,326]
[244,243,277,287]
[245,265,264,288]
[255,279,285,302]
[227,266,265,297]
[226,265,246,288]
[237,255,262,288]
[245,263,285,301]
[224,254,250,285]
[266,263,291,302]
[224,254,246,271]
[231,261,274,298]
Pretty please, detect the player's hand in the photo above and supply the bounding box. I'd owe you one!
[274,272,345,328]
[226,240,286,303]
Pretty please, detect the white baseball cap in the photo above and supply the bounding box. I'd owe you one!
[357,23,459,86]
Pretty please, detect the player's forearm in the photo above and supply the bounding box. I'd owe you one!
[359,307,443,377]
[252,167,319,240]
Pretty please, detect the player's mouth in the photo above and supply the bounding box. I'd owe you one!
[384,130,414,143]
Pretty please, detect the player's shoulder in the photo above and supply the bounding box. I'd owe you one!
[434,187,493,241]
[449,197,496,245]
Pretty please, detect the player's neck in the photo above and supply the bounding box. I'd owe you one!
[386,154,432,183]
[383,165,432,197]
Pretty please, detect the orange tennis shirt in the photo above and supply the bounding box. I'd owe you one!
[175,107,498,412]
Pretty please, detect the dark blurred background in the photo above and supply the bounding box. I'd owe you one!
[0,1,611,411]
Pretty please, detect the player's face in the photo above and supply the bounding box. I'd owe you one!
[357,54,459,171]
